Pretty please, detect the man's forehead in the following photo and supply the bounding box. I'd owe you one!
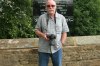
[46,0,56,5]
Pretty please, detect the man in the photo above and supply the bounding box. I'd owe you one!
[35,0,69,66]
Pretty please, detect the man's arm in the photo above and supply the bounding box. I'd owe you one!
[61,16,69,45]
[35,29,49,41]
[61,32,67,45]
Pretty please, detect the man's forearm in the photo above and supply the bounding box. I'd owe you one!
[61,32,67,44]
[35,29,46,38]
[35,29,49,41]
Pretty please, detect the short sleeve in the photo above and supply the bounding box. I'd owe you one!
[35,16,42,31]
[62,16,69,32]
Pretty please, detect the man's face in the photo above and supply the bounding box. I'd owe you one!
[46,1,56,15]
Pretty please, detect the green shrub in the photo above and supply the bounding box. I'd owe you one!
[70,0,100,36]
[0,0,34,38]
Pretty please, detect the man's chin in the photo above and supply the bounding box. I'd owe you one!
[48,12,55,15]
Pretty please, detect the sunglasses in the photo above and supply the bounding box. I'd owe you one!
[47,5,55,8]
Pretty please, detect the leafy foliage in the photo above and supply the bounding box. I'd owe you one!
[70,0,100,36]
[0,0,34,38]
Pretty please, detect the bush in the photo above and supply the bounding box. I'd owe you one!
[70,0,100,36]
[0,0,34,38]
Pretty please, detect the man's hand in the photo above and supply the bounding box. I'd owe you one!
[35,29,49,41]
[43,34,49,41]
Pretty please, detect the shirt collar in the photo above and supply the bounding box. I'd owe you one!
[46,12,59,18]
[55,12,59,18]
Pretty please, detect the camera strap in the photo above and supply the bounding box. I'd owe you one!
[41,13,57,34]
[46,14,56,26]
[46,14,57,54]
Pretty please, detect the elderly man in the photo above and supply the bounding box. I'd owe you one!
[35,0,69,66]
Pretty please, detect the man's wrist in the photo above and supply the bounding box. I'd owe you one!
[44,34,47,38]
[42,34,46,38]
[61,41,63,44]
[61,41,65,45]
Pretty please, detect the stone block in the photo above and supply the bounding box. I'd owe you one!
[0,36,100,66]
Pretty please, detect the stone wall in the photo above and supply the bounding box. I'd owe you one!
[0,35,100,66]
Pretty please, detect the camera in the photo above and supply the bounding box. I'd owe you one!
[47,34,56,46]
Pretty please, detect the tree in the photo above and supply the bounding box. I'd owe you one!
[0,0,34,38]
[70,0,100,36]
